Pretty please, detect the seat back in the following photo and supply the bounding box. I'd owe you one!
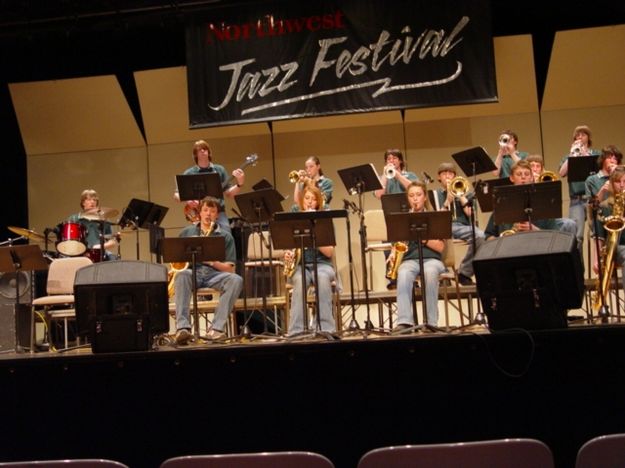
[160,451,335,468]
[364,209,388,244]
[247,231,284,260]
[441,239,456,269]
[576,433,625,468]
[46,257,93,295]
[0,459,128,467]
[358,439,554,468]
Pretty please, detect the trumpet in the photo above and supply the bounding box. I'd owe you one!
[384,164,396,179]
[498,134,510,147]
[538,170,558,182]
[289,169,307,184]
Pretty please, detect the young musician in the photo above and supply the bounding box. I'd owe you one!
[585,145,623,204]
[173,196,243,345]
[293,156,333,208]
[558,125,601,253]
[393,181,446,331]
[492,130,528,178]
[285,184,337,336]
[485,160,557,239]
[174,140,246,234]
[374,149,419,199]
[431,162,484,285]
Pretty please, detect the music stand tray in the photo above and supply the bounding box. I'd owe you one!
[474,178,513,213]
[381,193,410,214]
[337,164,382,194]
[385,211,452,243]
[160,237,226,264]
[493,181,562,225]
[568,155,599,183]
[452,146,496,176]
[235,188,284,224]
[176,173,224,202]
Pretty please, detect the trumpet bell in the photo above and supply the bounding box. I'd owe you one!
[449,176,469,197]
[289,170,300,184]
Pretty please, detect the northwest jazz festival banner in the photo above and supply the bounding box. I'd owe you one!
[186,0,496,128]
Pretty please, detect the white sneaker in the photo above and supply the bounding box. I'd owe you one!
[206,329,226,341]
[175,329,192,345]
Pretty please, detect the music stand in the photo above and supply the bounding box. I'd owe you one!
[474,178,513,213]
[337,164,382,333]
[235,188,284,336]
[493,181,562,226]
[271,212,338,339]
[160,236,225,339]
[119,199,169,260]
[568,155,599,183]
[176,173,224,202]
[0,245,48,352]
[385,211,452,332]
[381,193,410,214]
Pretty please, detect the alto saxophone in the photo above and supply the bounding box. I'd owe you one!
[284,249,301,278]
[386,242,408,280]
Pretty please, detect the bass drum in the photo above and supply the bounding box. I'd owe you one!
[56,222,87,256]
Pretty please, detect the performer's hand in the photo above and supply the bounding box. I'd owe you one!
[233,168,245,186]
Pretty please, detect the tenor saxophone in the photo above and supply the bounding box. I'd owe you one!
[385,242,408,280]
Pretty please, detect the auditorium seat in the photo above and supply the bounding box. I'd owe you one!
[159,451,335,468]
[576,433,625,468]
[357,438,554,468]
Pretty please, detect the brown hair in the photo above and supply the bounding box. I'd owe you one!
[406,181,432,210]
[384,148,405,170]
[298,184,324,211]
[192,140,212,164]
[80,189,99,209]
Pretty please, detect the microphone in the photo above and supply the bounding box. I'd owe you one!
[422,172,434,184]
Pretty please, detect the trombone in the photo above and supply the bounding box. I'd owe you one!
[446,176,469,220]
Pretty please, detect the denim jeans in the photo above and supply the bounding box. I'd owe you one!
[289,263,336,335]
[451,223,485,278]
[174,266,243,332]
[396,258,445,327]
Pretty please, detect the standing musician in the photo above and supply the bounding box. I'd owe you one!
[558,125,601,253]
[431,162,484,285]
[485,160,557,239]
[526,154,578,238]
[591,166,625,290]
[392,181,446,332]
[66,189,118,261]
[293,156,333,208]
[284,184,337,336]
[173,196,243,345]
[492,130,528,178]
[585,145,623,205]
[374,148,418,289]
[174,139,245,234]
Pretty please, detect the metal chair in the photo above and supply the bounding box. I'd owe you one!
[0,459,128,467]
[576,433,625,468]
[160,451,335,468]
[30,256,93,351]
[358,438,554,468]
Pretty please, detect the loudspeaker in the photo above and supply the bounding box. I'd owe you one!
[473,231,584,331]
[0,272,33,351]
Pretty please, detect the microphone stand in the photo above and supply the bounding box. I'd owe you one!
[590,199,610,321]
[340,200,359,333]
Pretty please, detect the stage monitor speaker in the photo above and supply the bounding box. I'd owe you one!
[473,230,583,331]
[0,271,33,351]
[74,261,169,352]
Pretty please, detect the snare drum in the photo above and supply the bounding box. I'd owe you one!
[85,247,105,263]
[56,222,87,256]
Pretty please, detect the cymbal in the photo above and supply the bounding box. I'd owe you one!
[8,226,45,242]
[81,207,119,221]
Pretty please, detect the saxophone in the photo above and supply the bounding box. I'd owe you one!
[592,192,625,313]
[167,220,215,297]
[284,249,301,278]
[385,242,408,280]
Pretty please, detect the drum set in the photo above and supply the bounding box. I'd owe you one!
[7,206,125,263]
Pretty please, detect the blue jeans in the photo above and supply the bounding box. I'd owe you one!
[451,223,485,278]
[396,258,445,327]
[174,266,243,332]
[289,263,336,335]
[569,198,586,252]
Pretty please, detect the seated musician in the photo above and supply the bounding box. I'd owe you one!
[431,162,485,285]
[526,154,578,238]
[285,184,337,337]
[392,181,446,332]
[66,189,117,261]
[173,196,243,345]
[484,160,557,239]
[591,165,625,289]
[585,145,623,205]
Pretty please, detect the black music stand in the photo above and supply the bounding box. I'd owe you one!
[337,164,383,332]
[271,212,339,340]
[160,236,225,339]
[493,181,562,226]
[235,188,284,337]
[176,173,224,202]
[385,211,452,333]
[381,193,410,214]
[0,245,48,353]
[568,155,599,183]
[474,178,513,213]
[119,199,169,260]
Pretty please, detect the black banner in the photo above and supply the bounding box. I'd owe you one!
[186,0,496,128]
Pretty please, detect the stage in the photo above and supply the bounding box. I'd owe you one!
[0,321,624,468]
